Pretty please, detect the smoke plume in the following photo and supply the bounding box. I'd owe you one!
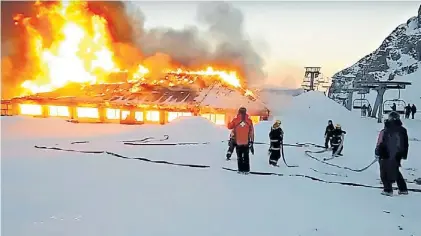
[134,1,266,85]
[1,1,266,99]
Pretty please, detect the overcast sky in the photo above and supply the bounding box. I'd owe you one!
[134,1,420,88]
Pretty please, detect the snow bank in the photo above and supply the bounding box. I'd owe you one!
[163,116,229,141]
[0,115,229,144]
[0,116,137,141]
[287,91,356,120]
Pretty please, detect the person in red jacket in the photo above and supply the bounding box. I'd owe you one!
[227,107,255,174]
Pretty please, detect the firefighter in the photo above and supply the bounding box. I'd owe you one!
[268,120,284,166]
[330,124,346,156]
[324,120,335,149]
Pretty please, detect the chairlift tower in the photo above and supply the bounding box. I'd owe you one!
[302,67,321,91]
[353,81,411,123]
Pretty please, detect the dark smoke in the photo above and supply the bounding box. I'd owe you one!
[1,1,266,99]
[132,1,266,86]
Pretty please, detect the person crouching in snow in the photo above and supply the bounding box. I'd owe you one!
[375,111,409,196]
[330,124,346,156]
[324,120,335,149]
[268,120,284,166]
[227,107,255,174]
[226,130,236,160]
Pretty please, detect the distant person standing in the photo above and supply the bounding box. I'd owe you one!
[375,111,409,196]
[324,120,335,149]
[362,104,367,117]
[368,104,372,117]
[404,103,411,119]
[411,104,417,119]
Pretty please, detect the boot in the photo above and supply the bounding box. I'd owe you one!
[381,191,393,196]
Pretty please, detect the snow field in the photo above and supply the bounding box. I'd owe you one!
[2,91,421,236]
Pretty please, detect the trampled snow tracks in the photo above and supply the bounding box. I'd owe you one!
[304,148,378,172]
[33,136,421,193]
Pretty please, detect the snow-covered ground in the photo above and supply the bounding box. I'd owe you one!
[2,91,421,236]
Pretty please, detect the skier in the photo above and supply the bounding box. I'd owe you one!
[227,107,255,174]
[226,130,236,160]
[330,124,346,156]
[268,120,284,166]
[367,104,372,117]
[404,103,411,119]
[324,120,335,149]
[375,111,409,196]
[411,104,417,119]
[391,103,397,112]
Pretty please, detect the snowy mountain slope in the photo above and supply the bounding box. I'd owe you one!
[330,6,421,103]
[2,91,421,236]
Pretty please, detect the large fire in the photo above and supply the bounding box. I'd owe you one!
[12,0,253,97]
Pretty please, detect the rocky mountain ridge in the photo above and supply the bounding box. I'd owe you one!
[329,5,421,96]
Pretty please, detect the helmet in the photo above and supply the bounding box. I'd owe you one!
[238,107,247,114]
[387,111,400,121]
[273,120,281,128]
[328,120,333,124]
[335,124,341,129]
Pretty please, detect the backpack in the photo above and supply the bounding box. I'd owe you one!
[384,128,406,160]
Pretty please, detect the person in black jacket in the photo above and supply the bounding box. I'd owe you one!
[330,124,346,156]
[324,120,335,149]
[375,111,409,196]
[404,103,411,119]
[268,120,284,166]
[391,103,397,112]
[411,104,417,119]
[226,130,236,160]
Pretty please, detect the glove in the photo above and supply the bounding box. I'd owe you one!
[249,142,254,154]
[268,148,271,156]
[375,155,380,161]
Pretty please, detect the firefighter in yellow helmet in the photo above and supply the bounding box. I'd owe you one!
[330,124,346,156]
[268,120,284,166]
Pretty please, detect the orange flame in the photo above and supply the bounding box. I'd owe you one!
[16,1,118,94]
[169,67,241,88]
[14,0,249,96]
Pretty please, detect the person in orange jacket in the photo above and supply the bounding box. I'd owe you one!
[227,107,255,174]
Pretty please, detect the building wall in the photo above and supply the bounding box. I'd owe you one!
[8,101,265,126]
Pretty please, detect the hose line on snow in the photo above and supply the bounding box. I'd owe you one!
[33,137,420,193]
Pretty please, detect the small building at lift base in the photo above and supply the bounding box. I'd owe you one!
[3,83,269,125]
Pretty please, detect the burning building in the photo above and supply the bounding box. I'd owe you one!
[1,1,269,125]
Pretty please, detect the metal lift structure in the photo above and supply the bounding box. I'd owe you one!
[302,67,321,91]
[340,87,370,111]
[353,81,412,123]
